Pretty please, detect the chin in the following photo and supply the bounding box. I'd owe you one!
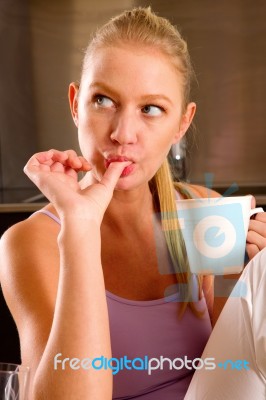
[114,175,151,192]
[114,179,138,192]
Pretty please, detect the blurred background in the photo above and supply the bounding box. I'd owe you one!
[0,0,266,362]
[1,0,266,203]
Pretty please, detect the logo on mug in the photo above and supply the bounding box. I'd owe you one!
[178,202,246,275]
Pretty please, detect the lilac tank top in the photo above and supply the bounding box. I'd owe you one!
[33,209,212,399]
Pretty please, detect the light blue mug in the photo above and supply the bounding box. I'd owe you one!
[175,195,263,275]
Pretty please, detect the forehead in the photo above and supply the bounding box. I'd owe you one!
[81,45,183,102]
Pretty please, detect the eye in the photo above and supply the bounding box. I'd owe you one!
[141,105,164,116]
[93,94,114,109]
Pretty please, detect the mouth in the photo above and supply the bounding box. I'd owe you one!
[104,156,135,177]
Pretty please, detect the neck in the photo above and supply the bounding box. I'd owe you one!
[79,172,156,233]
[103,184,155,233]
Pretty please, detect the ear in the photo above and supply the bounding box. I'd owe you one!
[68,82,80,127]
[173,102,196,143]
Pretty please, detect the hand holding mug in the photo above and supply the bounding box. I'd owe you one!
[247,196,266,259]
[175,195,264,275]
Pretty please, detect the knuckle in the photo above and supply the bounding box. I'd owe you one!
[65,149,77,157]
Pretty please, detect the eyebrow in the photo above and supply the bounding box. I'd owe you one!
[141,94,173,106]
[89,82,173,106]
[89,82,119,98]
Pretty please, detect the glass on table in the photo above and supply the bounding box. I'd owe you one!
[0,363,29,400]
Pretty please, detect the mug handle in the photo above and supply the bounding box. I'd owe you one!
[250,207,264,218]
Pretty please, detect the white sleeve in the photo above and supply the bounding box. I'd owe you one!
[184,249,266,400]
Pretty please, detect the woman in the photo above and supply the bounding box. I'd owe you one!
[0,7,265,400]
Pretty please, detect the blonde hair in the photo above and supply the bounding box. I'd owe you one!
[81,7,203,317]
[82,6,193,109]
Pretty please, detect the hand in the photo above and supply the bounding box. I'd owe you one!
[24,149,131,222]
[246,196,266,259]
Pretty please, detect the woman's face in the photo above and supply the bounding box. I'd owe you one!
[69,44,195,191]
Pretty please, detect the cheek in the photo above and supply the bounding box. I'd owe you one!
[147,126,176,157]
[77,117,108,158]
[77,133,99,169]
[142,138,172,176]
[143,128,176,173]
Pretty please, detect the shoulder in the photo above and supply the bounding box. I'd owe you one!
[175,182,221,199]
[0,208,60,367]
[0,204,60,284]
[0,205,60,277]
[0,207,60,331]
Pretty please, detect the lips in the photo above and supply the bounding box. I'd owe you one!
[104,156,133,169]
[104,156,135,177]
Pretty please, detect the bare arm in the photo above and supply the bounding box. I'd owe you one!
[0,150,131,399]
[33,218,111,399]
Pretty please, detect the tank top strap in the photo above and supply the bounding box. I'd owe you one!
[32,209,61,225]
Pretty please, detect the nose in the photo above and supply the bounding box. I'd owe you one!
[110,108,138,145]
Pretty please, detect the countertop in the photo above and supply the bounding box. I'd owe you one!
[0,203,47,213]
